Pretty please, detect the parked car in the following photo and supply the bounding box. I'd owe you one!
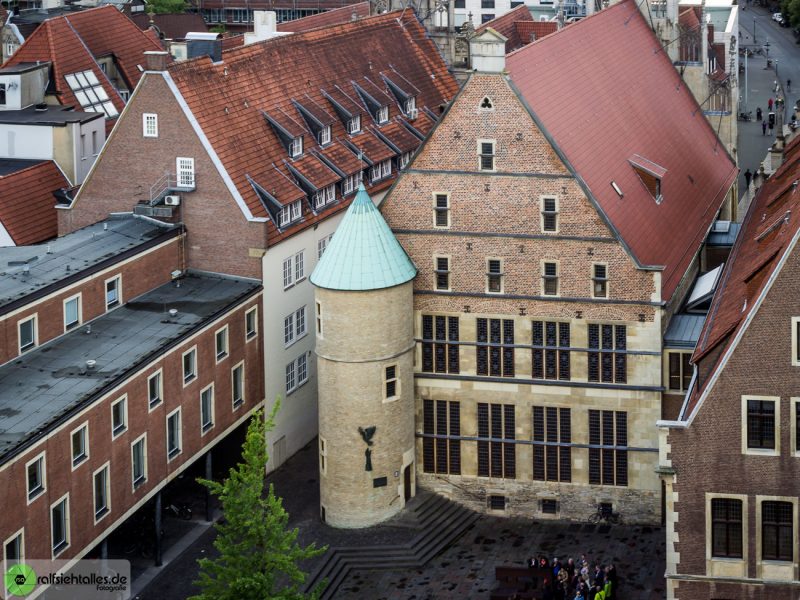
[773,12,784,22]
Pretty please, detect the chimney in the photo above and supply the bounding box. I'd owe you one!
[469,30,507,73]
[244,11,290,44]
[144,50,169,72]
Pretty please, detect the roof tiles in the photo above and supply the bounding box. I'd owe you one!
[0,161,69,245]
[477,5,557,53]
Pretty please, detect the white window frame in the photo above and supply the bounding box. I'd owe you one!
[792,317,800,367]
[148,369,163,410]
[143,113,158,138]
[131,433,147,491]
[478,139,496,172]
[404,96,416,116]
[290,136,303,158]
[297,353,308,387]
[25,452,46,504]
[93,462,111,524]
[284,312,295,347]
[279,205,291,227]
[110,395,128,439]
[294,250,305,283]
[200,383,215,435]
[182,346,197,386]
[741,395,781,456]
[105,275,121,311]
[314,185,335,210]
[50,494,70,558]
[245,306,258,341]
[318,125,331,146]
[381,159,391,178]
[3,529,25,589]
[291,200,302,221]
[232,361,245,410]
[18,314,37,353]
[166,408,182,460]
[295,306,307,339]
[176,157,195,188]
[347,114,361,134]
[70,422,89,470]
[63,293,82,331]
[215,325,229,363]
[376,105,389,124]
[399,151,412,169]
[318,233,334,258]
[285,360,297,394]
[283,256,293,288]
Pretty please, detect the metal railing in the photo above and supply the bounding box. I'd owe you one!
[149,171,195,205]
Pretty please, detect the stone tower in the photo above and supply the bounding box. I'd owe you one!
[310,184,417,528]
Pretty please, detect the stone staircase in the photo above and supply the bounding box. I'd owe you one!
[303,493,480,599]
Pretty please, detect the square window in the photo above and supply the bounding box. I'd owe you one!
[64,295,81,330]
[200,385,214,434]
[132,436,147,488]
[593,264,608,298]
[232,363,245,409]
[489,495,506,510]
[246,307,258,340]
[183,348,197,384]
[167,410,182,460]
[111,396,127,438]
[541,499,558,514]
[26,455,45,502]
[215,327,228,361]
[105,276,121,310]
[148,371,163,409]
[18,316,36,352]
[93,465,110,521]
[51,496,69,556]
[71,425,88,468]
[487,259,503,293]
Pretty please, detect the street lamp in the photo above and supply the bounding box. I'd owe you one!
[754,17,757,43]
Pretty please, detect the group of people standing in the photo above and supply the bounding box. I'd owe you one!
[528,555,617,600]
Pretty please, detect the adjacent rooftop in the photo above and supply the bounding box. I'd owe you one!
[0,271,260,462]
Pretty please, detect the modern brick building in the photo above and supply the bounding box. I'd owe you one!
[58,10,457,471]
[0,215,263,577]
[372,0,736,524]
[658,135,800,598]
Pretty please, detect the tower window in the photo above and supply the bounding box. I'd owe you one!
[384,365,398,400]
[592,264,608,298]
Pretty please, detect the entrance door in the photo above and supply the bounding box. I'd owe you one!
[403,464,412,502]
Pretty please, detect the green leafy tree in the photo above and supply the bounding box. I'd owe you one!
[781,0,800,27]
[146,0,187,14]
[192,402,326,600]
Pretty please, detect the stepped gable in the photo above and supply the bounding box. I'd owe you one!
[167,9,457,244]
[686,137,800,417]
[0,161,69,245]
[310,183,416,290]
[506,0,737,300]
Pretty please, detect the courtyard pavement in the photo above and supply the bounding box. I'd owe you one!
[136,439,666,599]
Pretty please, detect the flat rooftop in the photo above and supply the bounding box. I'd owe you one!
[0,62,51,75]
[0,105,103,126]
[0,158,46,176]
[0,272,261,463]
[0,214,180,313]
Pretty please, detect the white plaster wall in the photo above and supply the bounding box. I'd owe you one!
[0,124,52,159]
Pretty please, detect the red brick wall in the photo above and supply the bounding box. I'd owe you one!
[0,293,264,562]
[0,234,182,366]
[58,73,267,279]
[668,245,800,598]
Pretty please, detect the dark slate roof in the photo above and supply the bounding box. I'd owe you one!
[0,272,260,464]
[663,313,706,348]
[0,214,179,312]
[707,221,741,246]
[0,104,103,125]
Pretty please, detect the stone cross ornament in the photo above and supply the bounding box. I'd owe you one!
[358,426,376,471]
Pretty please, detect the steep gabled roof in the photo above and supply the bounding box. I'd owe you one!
[310,184,416,290]
[685,137,800,417]
[506,0,737,301]
[477,5,556,53]
[276,1,371,32]
[0,160,69,245]
[4,6,163,121]
[166,9,457,244]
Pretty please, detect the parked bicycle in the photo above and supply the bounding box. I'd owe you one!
[588,503,623,525]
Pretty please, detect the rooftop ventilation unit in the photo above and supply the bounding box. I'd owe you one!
[164,195,180,206]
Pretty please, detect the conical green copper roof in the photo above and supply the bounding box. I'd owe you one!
[310,184,417,291]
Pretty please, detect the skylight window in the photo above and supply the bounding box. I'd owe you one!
[65,70,118,118]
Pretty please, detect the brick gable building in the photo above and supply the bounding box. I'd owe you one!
[376,0,736,523]
[658,136,800,598]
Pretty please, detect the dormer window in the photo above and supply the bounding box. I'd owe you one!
[290,136,303,158]
[629,154,666,204]
[279,200,302,226]
[370,159,391,183]
[313,185,335,209]
[347,115,361,134]
[376,106,389,124]
[404,96,416,117]
[343,172,362,195]
[317,126,331,146]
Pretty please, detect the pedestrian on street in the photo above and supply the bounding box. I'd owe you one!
[763,120,767,135]
[768,98,774,111]
[757,107,763,121]
[744,169,752,187]
[789,79,793,92]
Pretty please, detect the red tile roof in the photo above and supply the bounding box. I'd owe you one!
[276,1,370,32]
[4,6,163,121]
[686,138,800,417]
[0,161,69,245]
[130,12,208,40]
[506,0,737,301]
[167,9,457,244]
[476,5,557,53]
